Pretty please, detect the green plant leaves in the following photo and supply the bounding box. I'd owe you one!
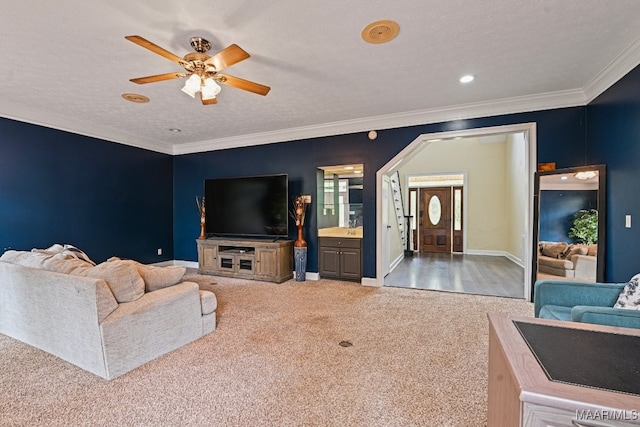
[568,209,598,245]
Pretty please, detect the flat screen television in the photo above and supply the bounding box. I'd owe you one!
[204,174,289,238]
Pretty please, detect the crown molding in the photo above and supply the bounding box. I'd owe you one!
[172,89,586,155]
[0,103,174,155]
[583,35,640,103]
[5,35,638,158]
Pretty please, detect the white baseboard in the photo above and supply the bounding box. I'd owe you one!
[361,277,381,287]
[160,260,198,268]
[296,271,320,281]
[504,252,524,268]
[464,250,524,267]
[389,253,404,273]
[465,249,505,257]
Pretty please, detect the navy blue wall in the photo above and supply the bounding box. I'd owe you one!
[587,64,640,281]
[539,190,598,243]
[174,107,587,277]
[0,104,591,277]
[0,118,174,263]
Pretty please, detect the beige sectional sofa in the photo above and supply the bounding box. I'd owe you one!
[0,248,216,380]
[537,241,597,280]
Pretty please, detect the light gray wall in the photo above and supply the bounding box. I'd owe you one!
[397,135,525,258]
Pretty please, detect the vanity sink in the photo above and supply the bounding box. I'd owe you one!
[318,227,363,238]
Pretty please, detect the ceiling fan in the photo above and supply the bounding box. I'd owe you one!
[125,35,270,105]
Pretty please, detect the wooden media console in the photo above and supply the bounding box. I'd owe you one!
[196,237,293,283]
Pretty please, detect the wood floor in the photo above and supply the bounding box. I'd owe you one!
[384,252,525,299]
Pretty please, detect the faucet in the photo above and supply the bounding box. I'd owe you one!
[348,219,357,235]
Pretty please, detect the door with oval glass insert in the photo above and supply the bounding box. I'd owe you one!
[419,187,451,253]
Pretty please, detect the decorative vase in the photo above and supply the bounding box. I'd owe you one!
[196,196,207,240]
[294,225,307,248]
[294,225,307,281]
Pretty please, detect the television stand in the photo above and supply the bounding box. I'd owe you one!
[196,237,293,283]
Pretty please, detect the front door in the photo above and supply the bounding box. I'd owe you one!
[419,187,451,253]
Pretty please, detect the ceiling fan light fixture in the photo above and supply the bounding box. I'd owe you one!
[125,35,270,105]
[201,78,221,100]
[181,74,201,98]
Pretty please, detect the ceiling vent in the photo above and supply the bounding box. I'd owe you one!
[361,20,400,44]
[121,93,149,103]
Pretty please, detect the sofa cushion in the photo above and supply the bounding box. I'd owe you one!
[540,242,569,258]
[538,304,572,321]
[77,260,145,303]
[563,245,588,259]
[135,264,186,292]
[60,245,96,265]
[0,250,54,269]
[44,253,95,275]
[587,244,598,257]
[33,244,96,266]
[614,273,640,309]
[107,257,186,292]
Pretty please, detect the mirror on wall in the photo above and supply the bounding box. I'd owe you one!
[316,164,364,236]
[531,165,606,294]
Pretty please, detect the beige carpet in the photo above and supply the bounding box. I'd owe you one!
[0,275,533,426]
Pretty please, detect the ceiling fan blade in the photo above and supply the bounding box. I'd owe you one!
[217,74,270,96]
[204,44,250,71]
[200,92,218,105]
[129,72,186,85]
[125,35,186,65]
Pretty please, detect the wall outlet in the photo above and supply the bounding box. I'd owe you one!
[626,215,632,228]
[157,248,162,256]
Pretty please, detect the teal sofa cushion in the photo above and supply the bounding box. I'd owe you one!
[538,304,572,321]
[534,280,640,329]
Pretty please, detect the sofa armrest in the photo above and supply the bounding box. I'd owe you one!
[572,306,640,328]
[572,254,597,280]
[100,281,203,379]
[533,280,625,317]
[103,281,201,324]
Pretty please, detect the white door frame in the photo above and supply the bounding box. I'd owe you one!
[382,175,391,276]
[372,123,537,301]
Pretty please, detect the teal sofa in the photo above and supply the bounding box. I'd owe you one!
[534,280,640,329]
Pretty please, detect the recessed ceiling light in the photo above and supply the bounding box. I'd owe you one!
[121,93,149,103]
[459,75,475,84]
[168,128,181,133]
[561,176,568,180]
[362,20,400,44]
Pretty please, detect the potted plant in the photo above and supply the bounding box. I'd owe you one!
[568,209,598,245]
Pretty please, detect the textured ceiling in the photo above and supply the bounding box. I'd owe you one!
[1,1,640,155]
